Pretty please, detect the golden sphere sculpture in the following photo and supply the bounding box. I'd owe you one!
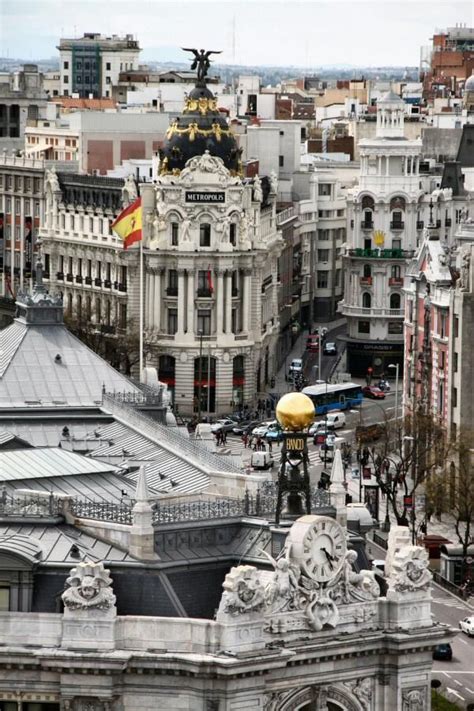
[275,392,315,432]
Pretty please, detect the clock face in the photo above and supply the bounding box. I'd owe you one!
[296,516,347,582]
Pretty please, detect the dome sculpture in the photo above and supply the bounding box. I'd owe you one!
[159,48,242,176]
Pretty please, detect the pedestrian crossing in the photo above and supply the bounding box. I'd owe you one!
[432,596,469,611]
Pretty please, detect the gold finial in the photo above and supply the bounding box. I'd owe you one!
[275,392,315,432]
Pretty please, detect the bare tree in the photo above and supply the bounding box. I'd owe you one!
[64,307,148,376]
[426,430,474,584]
[358,412,448,533]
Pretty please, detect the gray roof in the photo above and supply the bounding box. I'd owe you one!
[0,319,140,409]
[0,447,120,481]
[0,471,139,502]
[0,523,134,564]
[379,90,404,104]
[84,421,211,494]
[0,422,98,447]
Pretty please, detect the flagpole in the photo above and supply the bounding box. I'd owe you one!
[139,236,144,383]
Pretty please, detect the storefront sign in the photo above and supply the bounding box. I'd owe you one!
[185,191,225,204]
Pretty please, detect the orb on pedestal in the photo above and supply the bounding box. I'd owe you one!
[276,392,315,432]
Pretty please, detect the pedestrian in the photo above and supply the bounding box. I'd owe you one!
[242,433,248,448]
[268,440,273,453]
[223,431,227,445]
[248,435,253,450]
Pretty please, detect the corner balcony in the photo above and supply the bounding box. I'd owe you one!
[340,304,404,318]
[347,248,414,260]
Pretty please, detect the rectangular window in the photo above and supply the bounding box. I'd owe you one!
[64,75,69,84]
[279,155,284,167]
[440,312,447,338]
[317,250,329,262]
[168,269,178,294]
[119,303,127,329]
[453,351,458,372]
[167,308,178,334]
[199,223,211,247]
[106,76,111,84]
[197,309,211,335]
[454,316,459,338]
[89,217,94,232]
[230,223,237,246]
[358,320,370,334]
[452,387,457,408]
[87,259,92,278]
[317,271,328,289]
[392,239,401,250]
[64,61,69,70]
[0,587,10,611]
[33,178,41,193]
[15,199,20,215]
[439,350,445,369]
[318,183,331,196]
[106,62,111,70]
[171,222,178,246]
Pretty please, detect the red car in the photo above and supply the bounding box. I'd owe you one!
[362,385,386,399]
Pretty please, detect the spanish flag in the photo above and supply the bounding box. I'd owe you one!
[111,197,142,249]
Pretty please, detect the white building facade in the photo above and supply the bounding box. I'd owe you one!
[339,92,423,376]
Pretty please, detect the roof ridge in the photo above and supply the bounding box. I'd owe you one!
[0,320,27,378]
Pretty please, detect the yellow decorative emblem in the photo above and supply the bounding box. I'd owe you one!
[276,392,315,432]
[374,230,385,246]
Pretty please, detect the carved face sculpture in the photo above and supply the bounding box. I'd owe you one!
[80,576,99,600]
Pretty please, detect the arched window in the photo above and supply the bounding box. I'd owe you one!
[199,220,211,247]
[168,212,180,246]
[159,355,176,405]
[233,355,245,407]
[194,356,216,413]
[363,264,372,278]
[362,292,371,309]
[390,293,401,310]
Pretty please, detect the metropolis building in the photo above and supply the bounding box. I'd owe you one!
[41,68,282,415]
[339,92,423,376]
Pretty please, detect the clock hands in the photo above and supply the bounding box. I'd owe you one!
[321,547,335,570]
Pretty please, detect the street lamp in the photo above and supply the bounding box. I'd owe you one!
[387,363,400,423]
[197,330,203,423]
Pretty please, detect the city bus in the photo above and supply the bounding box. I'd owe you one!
[302,382,363,415]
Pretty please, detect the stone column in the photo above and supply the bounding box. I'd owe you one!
[242,270,251,333]
[225,271,232,334]
[216,270,224,335]
[177,269,185,336]
[377,155,382,176]
[145,270,152,329]
[149,269,156,329]
[186,269,195,336]
[154,269,162,332]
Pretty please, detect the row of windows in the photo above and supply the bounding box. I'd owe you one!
[1,175,42,193]
[168,221,237,248]
[65,293,127,329]
[358,320,403,335]
[166,307,241,335]
[58,212,112,235]
[361,264,402,279]
[57,256,126,283]
[361,292,401,309]
[2,197,41,216]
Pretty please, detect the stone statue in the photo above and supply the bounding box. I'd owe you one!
[344,678,373,711]
[181,217,192,242]
[460,246,471,291]
[253,175,263,203]
[180,151,230,182]
[46,167,60,194]
[181,48,222,83]
[238,212,251,249]
[261,547,300,609]
[218,565,266,615]
[269,170,278,195]
[387,545,432,593]
[122,174,138,206]
[62,561,116,611]
[215,215,230,243]
[341,549,379,602]
[402,688,426,711]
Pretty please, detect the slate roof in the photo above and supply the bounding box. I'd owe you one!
[0,523,134,564]
[84,421,211,495]
[0,448,120,481]
[0,422,99,448]
[0,319,140,409]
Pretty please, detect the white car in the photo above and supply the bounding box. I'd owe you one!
[311,412,346,431]
[252,420,276,437]
[288,358,303,375]
[459,616,474,637]
[210,418,237,433]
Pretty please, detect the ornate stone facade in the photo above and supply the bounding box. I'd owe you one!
[142,150,282,414]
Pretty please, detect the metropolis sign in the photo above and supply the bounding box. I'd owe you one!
[185,191,225,204]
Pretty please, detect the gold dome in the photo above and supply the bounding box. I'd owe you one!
[276,392,315,432]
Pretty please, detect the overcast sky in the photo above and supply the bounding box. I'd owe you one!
[1,0,473,67]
